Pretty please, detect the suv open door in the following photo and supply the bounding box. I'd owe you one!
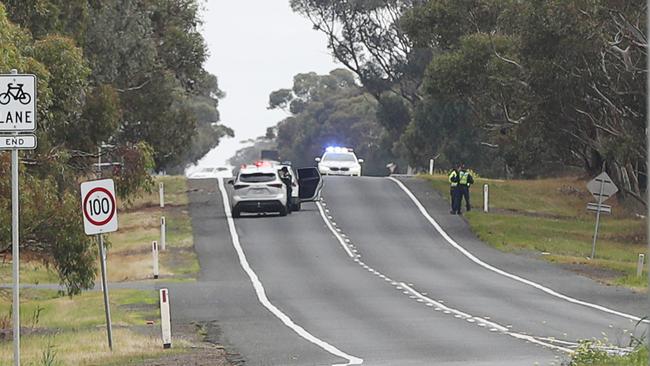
[297,167,323,202]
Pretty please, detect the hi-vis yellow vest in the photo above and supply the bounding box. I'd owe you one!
[448,170,458,187]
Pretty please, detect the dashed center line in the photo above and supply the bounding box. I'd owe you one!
[315,197,635,357]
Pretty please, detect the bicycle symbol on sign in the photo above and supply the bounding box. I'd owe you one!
[0,83,32,105]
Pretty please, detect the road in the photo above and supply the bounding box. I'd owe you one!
[172,176,648,366]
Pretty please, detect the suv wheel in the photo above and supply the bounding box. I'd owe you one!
[232,207,241,218]
[278,206,288,217]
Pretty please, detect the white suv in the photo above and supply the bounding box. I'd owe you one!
[315,147,363,176]
[228,163,323,218]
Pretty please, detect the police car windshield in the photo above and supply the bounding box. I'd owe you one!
[240,173,276,183]
[323,153,356,162]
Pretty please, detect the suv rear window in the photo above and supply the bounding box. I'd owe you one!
[240,173,276,183]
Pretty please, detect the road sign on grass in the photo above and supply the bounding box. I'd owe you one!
[586,172,618,202]
[0,74,37,132]
[81,179,118,235]
[586,172,618,259]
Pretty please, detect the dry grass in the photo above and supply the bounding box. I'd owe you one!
[422,174,648,289]
[105,176,197,282]
[0,328,191,365]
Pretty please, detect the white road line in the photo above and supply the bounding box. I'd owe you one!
[217,179,363,366]
[317,201,355,258]
[388,177,649,324]
[315,193,618,355]
[400,283,575,353]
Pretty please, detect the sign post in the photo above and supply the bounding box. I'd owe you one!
[1,69,38,366]
[586,172,618,259]
[81,179,119,350]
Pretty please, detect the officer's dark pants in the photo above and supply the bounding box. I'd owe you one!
[451,187,461,214]
[459,185,470,212]
[286,186,293,213]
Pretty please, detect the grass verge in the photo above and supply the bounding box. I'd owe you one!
[0,176,205,365]
[422,174,647,290]
[569,342,647,365]
[108,175,197,282]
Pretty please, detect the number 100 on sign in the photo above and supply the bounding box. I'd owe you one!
[80,179,119,235]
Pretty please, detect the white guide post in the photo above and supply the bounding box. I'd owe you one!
[483,184,489,213]
[159,288,172,349]
[160,216,166,251]
[152,241,159,279]
[159,182,164,208]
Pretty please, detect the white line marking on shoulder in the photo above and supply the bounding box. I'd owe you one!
[388,177,648,324]
[317,201,355,258]
[400,283,574,353]
[217,179,363,366]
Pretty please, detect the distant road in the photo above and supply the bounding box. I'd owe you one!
[171,176,647,366]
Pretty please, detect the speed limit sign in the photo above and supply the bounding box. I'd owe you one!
[81,179,119,235]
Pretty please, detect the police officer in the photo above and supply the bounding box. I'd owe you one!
[279,167,293,214]
[448,165,460,214]
[457,164,474,213]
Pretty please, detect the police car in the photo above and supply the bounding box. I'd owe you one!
[315,147,363,176]
[228,162,323,218]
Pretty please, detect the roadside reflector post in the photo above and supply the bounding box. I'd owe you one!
[429,159,434,175]
[483,184,489,213]
[152,241,159,279]
[637,254,645,278]
[159,182,164,208]
[160,216,166,251]
[159,288,172,349]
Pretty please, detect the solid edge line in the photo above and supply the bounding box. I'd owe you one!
[317,201,355,258]
[401,283,575,354]
[388,177,648,324]
[217,179,363,366]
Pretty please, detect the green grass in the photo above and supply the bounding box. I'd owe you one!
[569,342,648,365]
[423,174,648,289]
[0,289,157,330]
[0,289,169,365]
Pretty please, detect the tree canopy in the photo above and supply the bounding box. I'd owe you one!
[293,0,647,204]
[264,69,394,176]
[0,0,231,294]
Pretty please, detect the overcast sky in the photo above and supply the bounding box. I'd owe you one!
[193,0,339,168]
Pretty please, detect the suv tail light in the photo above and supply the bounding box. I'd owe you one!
[267,183,284,188]
[234,184,249,190]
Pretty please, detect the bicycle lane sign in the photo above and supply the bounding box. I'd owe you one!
[0,74,37,131]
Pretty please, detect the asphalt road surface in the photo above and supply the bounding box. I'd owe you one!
[173,176,648,366]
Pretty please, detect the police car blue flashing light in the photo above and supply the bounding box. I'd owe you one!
[325,146,352,153]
